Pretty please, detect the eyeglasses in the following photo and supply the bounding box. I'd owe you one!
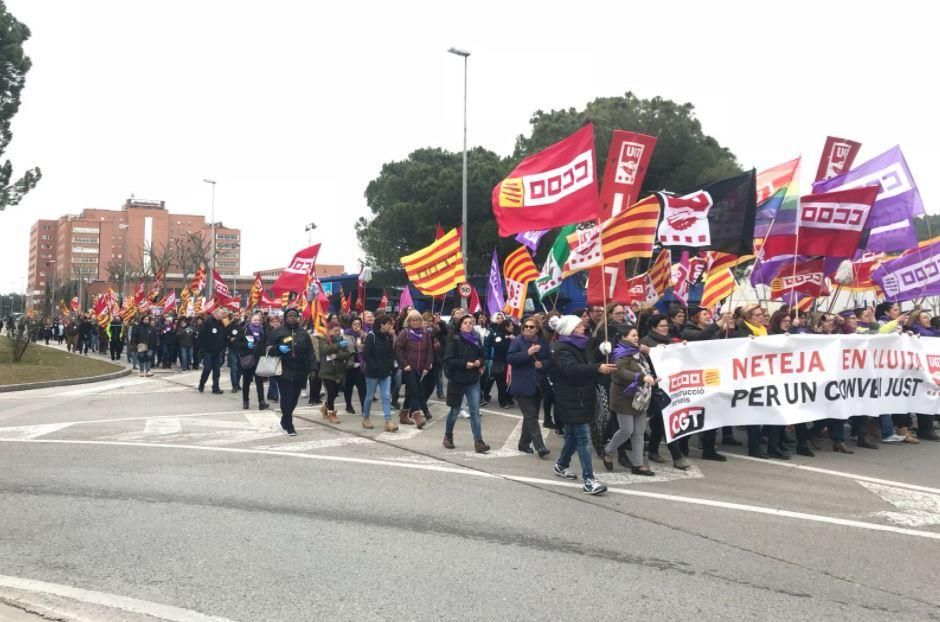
[611,311,625,316]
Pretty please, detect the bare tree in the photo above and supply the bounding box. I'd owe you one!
[173,232,211,282]
[141,240,176,279]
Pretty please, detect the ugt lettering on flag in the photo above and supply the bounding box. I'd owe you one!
[492,124,602,236]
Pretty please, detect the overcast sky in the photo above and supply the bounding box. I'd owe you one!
[2,0,937,293]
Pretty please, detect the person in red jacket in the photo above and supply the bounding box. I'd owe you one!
[393,310,434,429]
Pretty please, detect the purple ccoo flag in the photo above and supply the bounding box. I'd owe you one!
[486,249,506,318]
[871,239,940,302]
[812,146,923,255]
[514,229,549,252]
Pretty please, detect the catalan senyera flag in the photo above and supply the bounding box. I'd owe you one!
[599,194,661,263]
[648,249,673,295]
[149,268,165,302]
[58,300,69,316]
[704,251,752,278]
[248,273,263,309]
[700,269,736,309]
[70,297,80,313]
[188,265,207,296]
[503,246,540,320]
[400,227,466,296]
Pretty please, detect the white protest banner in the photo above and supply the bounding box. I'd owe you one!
[648,334,940,443]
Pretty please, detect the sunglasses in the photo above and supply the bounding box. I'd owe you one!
[523,325,537,329]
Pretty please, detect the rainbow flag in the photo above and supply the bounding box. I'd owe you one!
[754,157,800,241]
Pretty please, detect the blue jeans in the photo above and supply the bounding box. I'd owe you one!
[363,376,392,420]
[434,365,445,398]
[558,423,595,481]
[227,348,241,388]
[879,414,895,439]
[445,382,482,441]
[179,346,193,370]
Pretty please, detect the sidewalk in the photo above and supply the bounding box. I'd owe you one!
[0,340,132,393]
[0,602,46,622]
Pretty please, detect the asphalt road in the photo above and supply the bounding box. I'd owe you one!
[2,359,940,621]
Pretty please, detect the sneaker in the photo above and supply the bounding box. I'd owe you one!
[458,409,470,419]
[553,464,578,480]
[582,478,608,495]
[286,429,297,436]
[479,400,489,407]
[673,456,691,470]
[882,434,906,443]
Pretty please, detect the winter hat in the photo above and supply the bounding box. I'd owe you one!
[555,315,582,337]
[547,316,560,332]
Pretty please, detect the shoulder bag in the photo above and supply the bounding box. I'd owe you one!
[254,346,282,378]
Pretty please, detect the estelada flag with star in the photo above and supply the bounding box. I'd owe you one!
[492,123,602,236]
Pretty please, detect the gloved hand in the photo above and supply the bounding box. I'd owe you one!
[278,344,290,354]
[339,339,348,348]
[598,341,612,356]
[247,341,255,350]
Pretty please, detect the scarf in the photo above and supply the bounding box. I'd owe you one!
[559,334,589,349]
[407,327,425,342]
[459,330,480,347]
[744,320,767,337]
[611,342,639,362]
[643,330,671,345]
[247,323,263,339]
[363,323,373,334]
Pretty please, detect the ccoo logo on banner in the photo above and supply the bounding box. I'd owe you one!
[649,333,940,442]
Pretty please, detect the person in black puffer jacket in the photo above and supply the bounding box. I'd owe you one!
[362,314,399,432]
[487,319,516,408]
[443,314,490,453]
[197,308,228,394]
[549,315,616,496]
[232,311,269,411]
[265,307,315,435]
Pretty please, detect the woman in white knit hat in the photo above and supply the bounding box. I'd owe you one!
[548,315,617,495]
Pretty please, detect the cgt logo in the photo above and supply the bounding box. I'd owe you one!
[669,406,706,439]
[669,369,720,392]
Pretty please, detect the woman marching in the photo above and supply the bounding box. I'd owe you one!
[317,321,351,425]
[507,316,551,458]
[131,315,158,377]
[362,314,399,432]
[265,307,315,435]
[234,311,270,411]
[393,310,433,429]
[603,325,657,475]
[342,317,368,414]
[442,314,490,453]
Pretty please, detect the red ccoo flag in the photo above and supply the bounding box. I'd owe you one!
[492,124,602,236]
[271,244,321,295]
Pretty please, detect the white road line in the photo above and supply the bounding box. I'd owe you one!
[0,574,236,622]
[4,438,940,541]
[724,452,940,495]
[57,378,148,397]
[427,399,523,420]
[0,410,250,429]
[143,418,182,435]
[256,437,374,452]
[0,423,74,441]
[858,481,940,527]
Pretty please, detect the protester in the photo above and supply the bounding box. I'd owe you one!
[317,321,350,425]
[177,318,194,371]
[362,314,398,431]
[507,316,551,458]
[549,315,616,495]
[131,315,157,377]
[342,317,368,414]
[234,312,269,411]
[393,310,433,429]
[605,325,656,475]
[442,314,489,453]
[265,307,315,435]
[197,308,227,395]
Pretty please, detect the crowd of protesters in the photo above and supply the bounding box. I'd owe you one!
[18,297,940,496]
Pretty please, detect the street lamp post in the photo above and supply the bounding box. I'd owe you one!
[118,223,130,303]
[305,222,317,245]
[46,260,57,318]
[448,46,470,306]
[203,179,217,279]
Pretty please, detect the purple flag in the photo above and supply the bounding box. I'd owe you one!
[399,285,413,310]
[486,249,505,318]
[871,239,940,301]
[750,253,798,286]
[514,229,548,252]
[812,145,924,229]
[865,219,918,253]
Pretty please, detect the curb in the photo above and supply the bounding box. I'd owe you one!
[0,341,132,393]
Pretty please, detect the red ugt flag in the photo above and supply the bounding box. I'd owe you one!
[271,244,321,295]
[599,130,657,217]
[492,124,602,236]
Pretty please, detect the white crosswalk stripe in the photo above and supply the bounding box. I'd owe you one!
[0,423,75,441]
